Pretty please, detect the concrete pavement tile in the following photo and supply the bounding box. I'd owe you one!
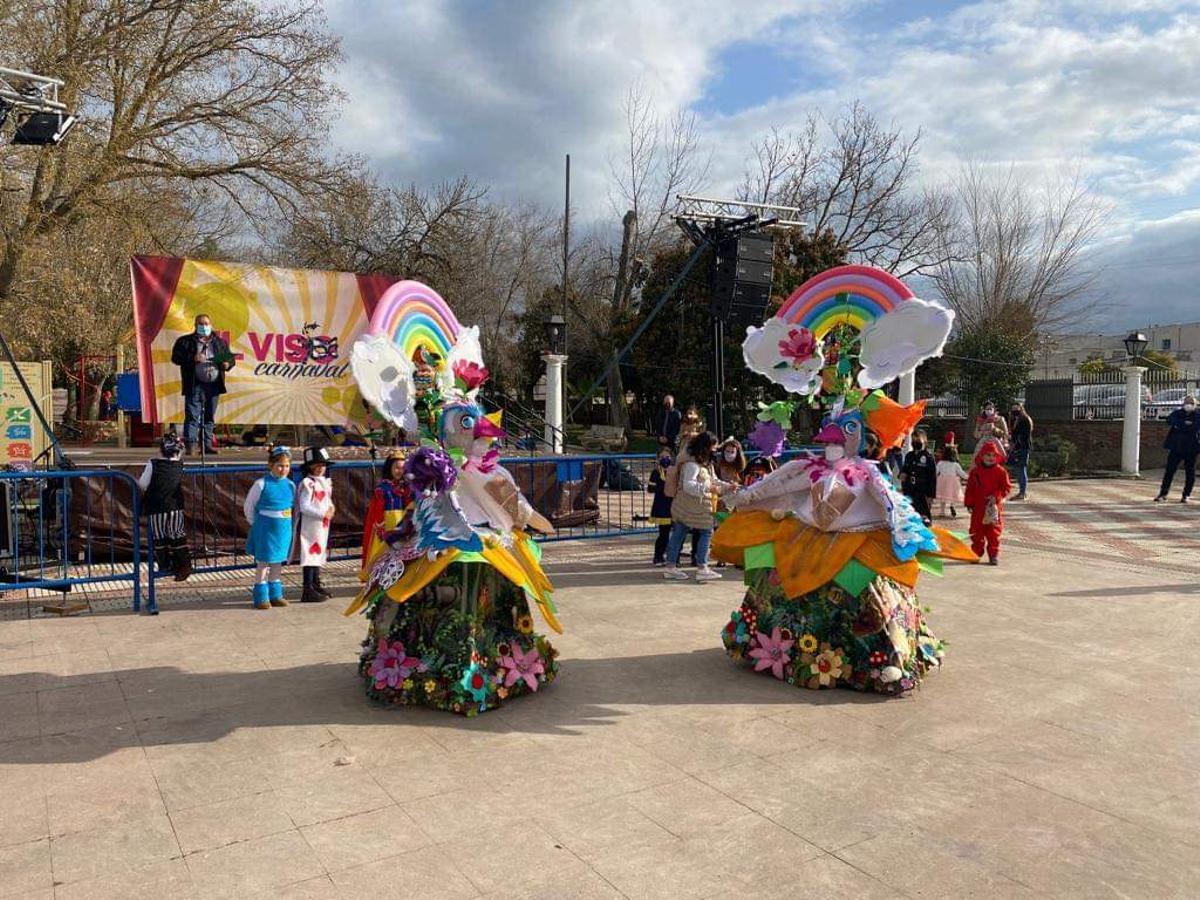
[1121,789,1200,850]
[0,839,51,898]
[31,651,115,692]
[490,739,679,808]
[753,853,897,900]
[36,681,132,734]
[330,847,480,899]
[399,788,512,844]
[48,812,181,886]
[442,826,590,896]
[51,858,195,900]
[0,656,41,697]
[0,778,47,849]
[541,796,675,863]
[834,828,1041,899]
[631,714,803,775]
[184,830,324,895]
[170,791,296,854]
[624,775,748,833]
[272,764,393,828]
[0,692,39,742]
[478,867,624,899]
[264,875,342,899]
[584,833,738,900]
[300,805,431,873]
[151,750,274,812]
[952,719,1192,818]
[42,738,166,834]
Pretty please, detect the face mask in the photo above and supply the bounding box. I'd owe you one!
[659,457,671,468]
[983,408,995,417]
[723,449,738,461]
[1184,403,1196,412]
[913,441,924,451]
[196,324,212,337]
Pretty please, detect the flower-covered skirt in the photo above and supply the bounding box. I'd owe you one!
[721,570,944,695]
[357,561,558,715]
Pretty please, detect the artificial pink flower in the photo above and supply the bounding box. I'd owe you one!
[368,637,425,690]
[499,644,545,692]
[453,359,490,391]
[748,627,795,680]
[778,327,817,364]
[463,447,500,474]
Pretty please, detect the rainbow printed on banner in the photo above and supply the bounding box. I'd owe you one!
[776,264,914,338]
[368,280,462,360]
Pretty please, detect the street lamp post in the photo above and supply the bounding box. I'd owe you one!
[1121,331,1148,476]
[541,316,567,454]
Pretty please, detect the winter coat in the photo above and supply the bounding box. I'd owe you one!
[1163,407,1200,455]
[647,465,674,523]
[901,448,937,499]
[170,332,234,396]
[670,460,718,530]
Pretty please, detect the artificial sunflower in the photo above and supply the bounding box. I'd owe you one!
[797,633,819,653]
[516,614,533,634]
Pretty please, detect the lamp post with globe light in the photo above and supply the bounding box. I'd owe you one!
[1122,331,1148,476]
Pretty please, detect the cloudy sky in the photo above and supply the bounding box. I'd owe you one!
[324,0,1200,332]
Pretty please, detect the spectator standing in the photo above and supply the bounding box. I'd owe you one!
[656,394,683,451]
[1008,402,1034,500]
[170,313,235,455]
[715,437,746,485]
[1155,394,1200,503]
[662,431,737,582]
[973,402,1010,454]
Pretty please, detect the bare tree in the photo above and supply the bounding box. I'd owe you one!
[929,163,1110,336]
[741,103,954,277]
[0,0,346,304]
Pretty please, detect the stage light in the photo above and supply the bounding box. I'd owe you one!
[12,112,76,145]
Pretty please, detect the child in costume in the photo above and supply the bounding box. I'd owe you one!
[297,446,335,603]
[647,448,675,566]
[742,455,777,486]
[137,432,191,581]
[901,429,937,523]
[935,443,967,518]
[360,449,411,575]
[964,439,1011,565]
[243,445,296,609]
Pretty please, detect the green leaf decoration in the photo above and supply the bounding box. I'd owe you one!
[833,558,876,597]
[917,554,944,577]
[743,542,776,571]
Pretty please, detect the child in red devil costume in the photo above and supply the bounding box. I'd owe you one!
[964,438,1012,565]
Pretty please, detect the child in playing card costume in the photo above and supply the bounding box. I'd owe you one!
[297,446,336,603]
[964,439,1012,565]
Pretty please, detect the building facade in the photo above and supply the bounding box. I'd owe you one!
[1037,322,1200,379]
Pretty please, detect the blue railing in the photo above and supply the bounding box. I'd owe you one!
[1,449,821,617]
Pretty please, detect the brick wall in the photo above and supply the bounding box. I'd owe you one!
[922,416,1169,470]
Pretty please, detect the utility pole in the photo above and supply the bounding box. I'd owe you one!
[562,154,570,421]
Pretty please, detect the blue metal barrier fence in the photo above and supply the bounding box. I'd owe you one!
[2,449,818,616]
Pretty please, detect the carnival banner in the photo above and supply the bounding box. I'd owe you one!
[131,256,398,425]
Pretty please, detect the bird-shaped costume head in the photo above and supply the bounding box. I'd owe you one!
[438,401,505,461]
[814,391,927,462]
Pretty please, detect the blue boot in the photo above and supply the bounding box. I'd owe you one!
[251,582,270,610]
[268,580,288,607]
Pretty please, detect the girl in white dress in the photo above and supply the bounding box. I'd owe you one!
[935,444,967,518]
[297,446,336,602]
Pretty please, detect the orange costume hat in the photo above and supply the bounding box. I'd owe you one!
[859,391,926,450]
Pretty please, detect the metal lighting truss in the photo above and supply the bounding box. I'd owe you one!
[674,193,810,230]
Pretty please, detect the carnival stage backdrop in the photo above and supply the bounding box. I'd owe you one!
[131,256,411,425]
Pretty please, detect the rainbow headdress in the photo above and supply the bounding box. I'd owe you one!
[350,281,484,436]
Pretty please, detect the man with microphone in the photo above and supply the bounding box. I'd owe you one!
[171,313,235,455]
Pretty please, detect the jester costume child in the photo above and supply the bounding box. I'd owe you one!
[345,283,560,715]
[714,267,976,695]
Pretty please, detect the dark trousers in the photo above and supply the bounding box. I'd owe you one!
[184,383,219,447]
[907,491,933,520]
[1160,451,1197,498]
[654,524,671,563]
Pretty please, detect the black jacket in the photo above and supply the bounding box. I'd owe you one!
[901,448,937,498]
[171,333,233,396]
[1009,414,1032,452]
[657,407,682,445]
[1163,407,1200,455]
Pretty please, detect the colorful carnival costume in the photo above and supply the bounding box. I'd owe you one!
[243,445,297,609]
[345,281,559,715]
[713,265,976,695]
[964,439,1012,564]
[297,446,335,602]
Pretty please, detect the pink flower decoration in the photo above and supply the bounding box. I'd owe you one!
[464,447,500,474]
[748,627,795,680]
[778,327,817,364]
[498,643,545,692]
[368,637,425,690]
[453,359,490,391]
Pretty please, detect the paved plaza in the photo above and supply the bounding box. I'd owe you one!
[0,476,1197,898]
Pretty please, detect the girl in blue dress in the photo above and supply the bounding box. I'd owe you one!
[243,445,297,609]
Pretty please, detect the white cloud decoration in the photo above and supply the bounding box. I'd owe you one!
[350,332,419,433]
[856,299,955,389]
[742,317,826,395]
